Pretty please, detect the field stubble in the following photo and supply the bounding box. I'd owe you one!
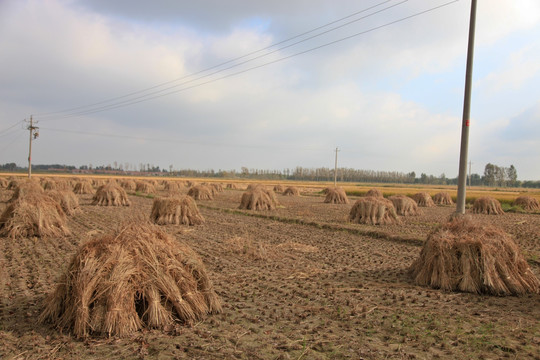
[0,184,539,359]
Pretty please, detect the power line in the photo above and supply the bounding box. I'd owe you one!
[0,131,26,154]
[34,0,401,118]
[39,126,329,152]
[0,127,22,139]
[0,120,24,135]
[37,0,458,121]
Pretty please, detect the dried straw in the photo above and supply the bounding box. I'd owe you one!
[187,185,214,200]
[0,177,8,188]
[324,187,349,204]
[226,183,238,190]
[388,195,420,216]
[9,179,44,202]
[92,183,131,206]
[7,179,20,190]
[210,183,224,193]
[43,180,71,191]
[0,192,70,238]
[433,192,454,206]
[410,216,539,295]
[164,181,182,193]
[39,222,221,337]
[136,181,156,194]
[239,188,278,210]
[48,190,81,216]
[365,188,383,198]
[73,180,94,195]
[120,179,136,191]
[273,185,284,193]
[282,187,300,196]
[513,196,540,212]
[472,196,504,215]
[349,197,399,225]
[150,196,205,226]
[413,192,435,207]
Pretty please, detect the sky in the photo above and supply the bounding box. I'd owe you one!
[1,0,539,179]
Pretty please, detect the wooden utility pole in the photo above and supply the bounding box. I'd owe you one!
[26,116,39,179]
[334,147,340,187]
[456,0,477,214]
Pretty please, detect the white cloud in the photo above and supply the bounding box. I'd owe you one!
[0,0,538,179]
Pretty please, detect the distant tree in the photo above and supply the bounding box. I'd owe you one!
[483,163,496,186]
[506,165,517,187]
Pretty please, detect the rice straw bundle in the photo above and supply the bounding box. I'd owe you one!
[187,185,214,200]
[239,188,278,210]
[282,187,300,196]
[413,192,435,207]
[388,195,420,216]
[39,222,221,337]
[150,196,205,226]
[472,196,504,215]
[323,187,349,204]
[0,192,70,238]
[410,216,539,295]
[433,192,454,206]
[92,183,131,206]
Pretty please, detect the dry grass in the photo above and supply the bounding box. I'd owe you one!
[324,187,349,204]
[349,197,399,225]
[47,190,81,216]
[0,177,8,188]
[273,184,284,193]
[150,196,205,226]
[365,188,383,197]
[9,179,44,201]
[73,180,95,195]
[282,186,300,196]
[43,180,71,191]
[7,179,21,190]
[239,188,278,210]
[135,181,157,194]
[210,183,224,193]
[92,183,131,206]
[120,180,136,192]
[410,216,539,295]
[247,184,264,191]
[164,181,182,193]
[92,179,106,188]
[433,192,454,206]
[226,183,238,190]
[413,192,435,207]
[225,236,268,260]
[0,192,70,238]
[472,196,504,215]
[513,196,540,212]
[187,185,214,200]
[388,195,420,216]
[39,222,222,337]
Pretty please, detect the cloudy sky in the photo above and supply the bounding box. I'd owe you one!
[1,0,539,179]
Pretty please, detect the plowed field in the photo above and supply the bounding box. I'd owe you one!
[1,185,539,359]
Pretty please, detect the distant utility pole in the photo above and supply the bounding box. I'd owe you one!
[334,147,340,187]
[26,115,39,179]
[456,0,477,214]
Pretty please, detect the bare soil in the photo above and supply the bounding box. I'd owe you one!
[0,186,539,359]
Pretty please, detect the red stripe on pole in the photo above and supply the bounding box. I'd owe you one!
[465,120,470,126]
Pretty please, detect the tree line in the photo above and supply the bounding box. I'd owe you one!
[2,162,538,188]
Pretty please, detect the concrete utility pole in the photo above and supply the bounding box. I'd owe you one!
[468,161,472,187]
[334,147,340,187]
[26,115,39,179]
[456,0,477,214]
